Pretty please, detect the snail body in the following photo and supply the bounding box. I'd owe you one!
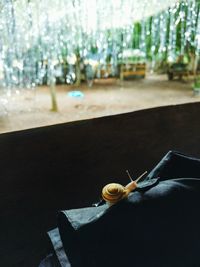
[125,180,137,192]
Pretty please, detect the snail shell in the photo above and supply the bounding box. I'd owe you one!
[102,183,129,205]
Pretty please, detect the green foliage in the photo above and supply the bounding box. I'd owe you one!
[132,22,141,49]
[194,75,200,88]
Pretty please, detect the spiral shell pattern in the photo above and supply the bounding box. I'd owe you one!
[102,183,128,205]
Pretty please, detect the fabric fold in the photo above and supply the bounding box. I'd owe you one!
[46,151,200,267]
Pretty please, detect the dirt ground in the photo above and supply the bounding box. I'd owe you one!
[0,74,200,134]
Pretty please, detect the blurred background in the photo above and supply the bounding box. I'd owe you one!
[0,0,200,133]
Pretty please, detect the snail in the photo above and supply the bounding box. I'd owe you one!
[102,170,147,206]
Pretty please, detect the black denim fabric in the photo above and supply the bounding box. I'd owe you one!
[47,151,200,267]
[47,228,71,267]
[147,150,200,181]
[38,253,62,267]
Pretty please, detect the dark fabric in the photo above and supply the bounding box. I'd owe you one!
[58,178,200,267]
[147,150,200,181]
[44,151,200,267]
[38,254,61,267]
[48,228,71,267]
[57,178,160,267]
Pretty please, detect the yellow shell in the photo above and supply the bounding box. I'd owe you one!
[102,183,128,205]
